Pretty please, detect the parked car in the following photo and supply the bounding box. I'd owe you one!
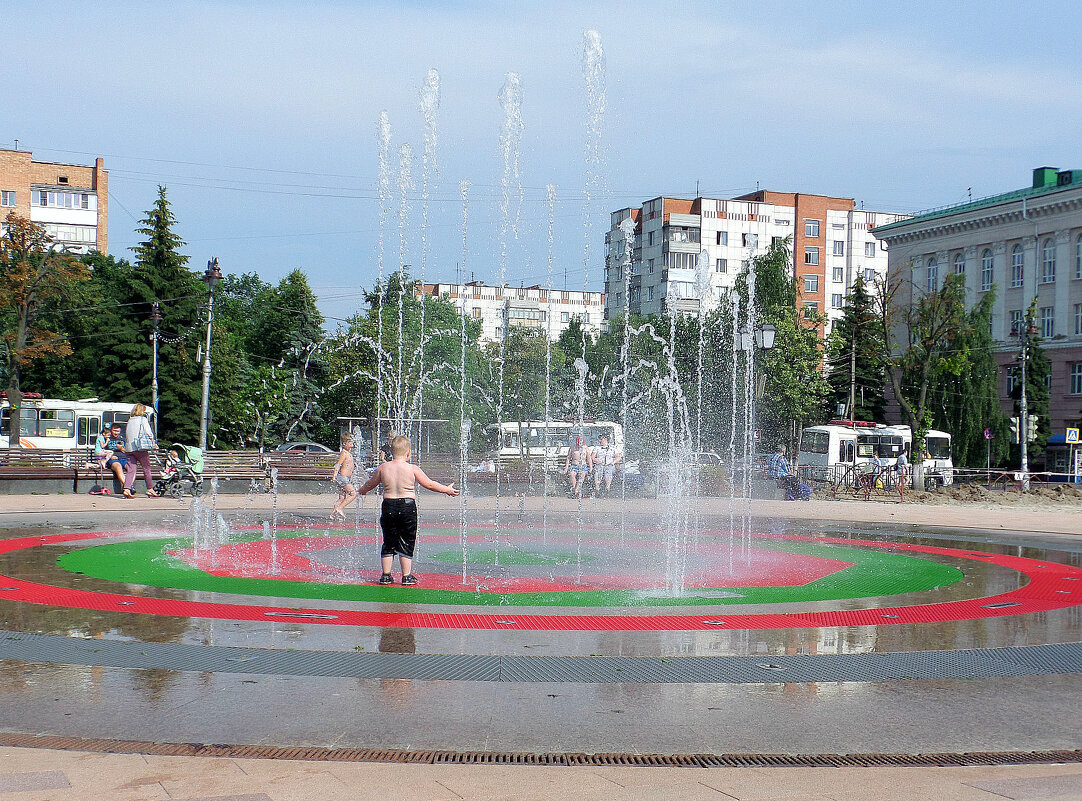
[275,441,334,453]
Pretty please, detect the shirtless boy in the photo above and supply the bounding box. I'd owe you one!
[329,434,357,521]
[357,435,459,586]
[563,436,593,496]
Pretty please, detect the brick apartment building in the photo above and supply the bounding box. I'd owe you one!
[420,281,605,343]
[604,191,907,339]
[0,148,108,254]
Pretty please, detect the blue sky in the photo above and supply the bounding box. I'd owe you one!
[5,0,1081,323]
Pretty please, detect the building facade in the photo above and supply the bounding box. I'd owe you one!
[873,167,1082,433]
[421,281,605,343]
[604,192,906,337]
[0,148,108,254]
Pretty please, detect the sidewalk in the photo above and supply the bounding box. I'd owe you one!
[1,491,1080,536]
[2,747,1082,801]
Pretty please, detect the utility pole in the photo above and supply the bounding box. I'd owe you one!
[848,328,856,422]
[199,258,223,452]
[150,302,162,440]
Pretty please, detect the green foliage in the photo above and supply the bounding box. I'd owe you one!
[824,274,885,422]
[1009,299,1051,460]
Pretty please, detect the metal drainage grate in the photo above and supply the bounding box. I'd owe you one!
[0,733,1079,768]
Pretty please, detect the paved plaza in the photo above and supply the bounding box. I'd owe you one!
[0,492,1080,799]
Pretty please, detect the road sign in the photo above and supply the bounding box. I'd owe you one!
[1067,427,1080,444]
[983,428,993,440]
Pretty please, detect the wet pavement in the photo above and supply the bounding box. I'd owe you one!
[0,501,1080,758]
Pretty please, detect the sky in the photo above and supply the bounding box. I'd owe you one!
[5,0,1082,325]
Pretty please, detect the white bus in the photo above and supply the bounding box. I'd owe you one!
[798,420,953,486]
[487,420,624,465]
[0,395,135,451]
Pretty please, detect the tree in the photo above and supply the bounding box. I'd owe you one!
[115,187,203,444]
[878,271,969,453]
[927,290,1009,467]
[824,274,885,422]
[0,214,89,445]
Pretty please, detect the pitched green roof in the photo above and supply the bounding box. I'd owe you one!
[873,170,1082,235]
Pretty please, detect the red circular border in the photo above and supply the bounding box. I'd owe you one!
[1,530,1080,631]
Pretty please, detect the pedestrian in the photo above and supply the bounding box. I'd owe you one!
[123,403,159,498]
[563,436,592,496]
[592,434,622,496]
[357,435,459,586]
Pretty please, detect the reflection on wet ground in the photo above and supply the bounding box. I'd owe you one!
[0,513,1079,658]
[0,509,1080,755]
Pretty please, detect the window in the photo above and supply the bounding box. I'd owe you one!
[0,191,14,207]
[560,311,570,322]
[646,287,654,301]
[471,307,481,318]
[667,252,698,270]
[804,275,819,293]
[716,231,727,246]
[648,258,654,273]
[1009,310,1023,335]
[805,219,820,238]
[1011,244,1024,287]
[742,233,758,247]
[832,240,845,256]
[771,236,785,248]
[1041,238,1056,283]
[648,231,654,246]
[1006,367,1017,395]
[1075,303,1082,336]
[832,266,844,282]
[715,258,727,273]
[831,293,844,309]
[1040,306,1054,339]
[35,190,90,209]
[495,326,503,338]
[927,258,938,291]
[803,301,819,317]
[865,242,877,258]
[954,253,965,275]
[1076,234,1082,279]
[804,247,819,265]
[1072,364,1082,396]
[980,249,993,291]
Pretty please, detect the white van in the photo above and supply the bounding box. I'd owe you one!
[487,420,623,466]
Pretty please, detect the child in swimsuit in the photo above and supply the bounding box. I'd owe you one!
[357,435,458,586]
[330,434,357,521]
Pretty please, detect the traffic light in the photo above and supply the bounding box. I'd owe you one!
[1028,414,1039,442]
[1009,417,1020,444]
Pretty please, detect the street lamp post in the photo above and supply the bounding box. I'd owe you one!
[199,258,223,452]
[1012,316,1035,491]
[150,302,162,441]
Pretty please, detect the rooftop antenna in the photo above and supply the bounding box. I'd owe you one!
[756,180,760,191]
[695,179,700,197]
[13,139,18,151]
[968,187,972,201]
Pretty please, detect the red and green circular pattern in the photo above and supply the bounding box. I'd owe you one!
[1,527,1080,631]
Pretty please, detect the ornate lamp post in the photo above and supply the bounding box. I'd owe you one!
[199,258,223,451]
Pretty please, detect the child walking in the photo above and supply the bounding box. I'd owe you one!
[329,433,357,521]
[357,435,459,585]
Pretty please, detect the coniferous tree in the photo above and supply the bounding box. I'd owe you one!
[823,274,885,421]
[116,186,203,443]
[1010,300,1051,461]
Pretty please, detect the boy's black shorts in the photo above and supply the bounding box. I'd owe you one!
[380,498,417,558]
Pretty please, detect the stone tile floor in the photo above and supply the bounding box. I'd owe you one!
[4,749,1082,801]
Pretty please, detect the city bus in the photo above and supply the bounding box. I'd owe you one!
[486,420,624,465]
[0,395,135,451]
[798,420,953,486]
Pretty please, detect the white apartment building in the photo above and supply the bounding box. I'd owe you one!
[605,192,907,338]
[421,281,605,344]
[0,149,108,254]
[873,166,1082,433]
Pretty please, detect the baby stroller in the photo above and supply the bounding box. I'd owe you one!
[153,444,205,498]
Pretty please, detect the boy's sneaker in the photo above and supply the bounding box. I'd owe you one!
[401,574,418,586]
[378,573,394,585]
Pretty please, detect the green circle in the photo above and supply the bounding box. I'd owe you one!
[55,528,963,608]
